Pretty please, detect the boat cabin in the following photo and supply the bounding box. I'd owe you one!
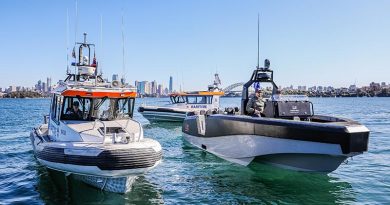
[51,89,136,122]
[169,90,224,110]
[47,33,141,143]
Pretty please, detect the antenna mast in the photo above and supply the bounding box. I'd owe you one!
[74,0,78,78]
[66,9,70,74]
[257,13,260,69]
[121,7,126,85]
[100,14,103,75]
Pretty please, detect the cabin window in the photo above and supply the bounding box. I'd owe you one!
[207,96,213,104]
[56,96,62,123]
[170,96,186,104]
[92,98,134,120]
[186,96,212,104]
[60,97,134,121]
[50,95,61,125]
[61,97,91,120]
[50,95,56,121]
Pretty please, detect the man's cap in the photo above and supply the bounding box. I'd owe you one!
[73,101,80,106]
[255,89,263,93]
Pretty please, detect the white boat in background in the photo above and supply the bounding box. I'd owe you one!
[138,73,224,122]
[30,33,162,193]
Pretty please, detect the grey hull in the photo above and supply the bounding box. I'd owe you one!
[254,154,347,172]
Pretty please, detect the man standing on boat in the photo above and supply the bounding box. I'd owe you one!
[246,89,265,117]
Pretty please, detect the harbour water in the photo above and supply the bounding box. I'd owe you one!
[0,97,389,204]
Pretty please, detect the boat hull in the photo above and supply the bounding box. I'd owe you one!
[182,114,369,172]
[73,174,137,193]
[183,133,349,172]
[30,130,162,193]
[138,107,187,122]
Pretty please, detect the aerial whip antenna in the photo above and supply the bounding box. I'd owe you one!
[257,13,260,69]
[121,5,126,85]
[74,0,78,78]
[99,14,103,76]
[66,9,70,74]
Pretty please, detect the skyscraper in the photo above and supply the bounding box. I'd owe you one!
[151,80,157,95]
[169,76,173,93]
[47,77,52,92]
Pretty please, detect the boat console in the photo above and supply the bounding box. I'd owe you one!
[263,96,314,120]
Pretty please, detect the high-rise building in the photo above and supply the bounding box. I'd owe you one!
[42,82,46,92]
[139,81,148,95]
[37,80,42,91]
[47,77,52,92]
[169,76,173,93]
[157,84,163,96]
[144,81,151,94]
[135,81,140,94]
[151,80,157,95]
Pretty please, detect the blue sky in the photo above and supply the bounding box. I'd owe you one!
[0,0,389,91]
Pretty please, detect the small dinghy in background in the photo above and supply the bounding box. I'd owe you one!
[182,59,369,173]
[30,33,162,193]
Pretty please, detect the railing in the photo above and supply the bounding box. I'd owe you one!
[124,118,142,142]
[93,119,107,144]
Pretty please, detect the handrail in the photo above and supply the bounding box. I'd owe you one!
[93,119,107,144]
[119,119,133,142]
[123,118,143,142]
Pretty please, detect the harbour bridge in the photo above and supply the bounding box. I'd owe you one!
[222,82,245,97]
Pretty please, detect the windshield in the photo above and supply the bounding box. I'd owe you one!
[170,95,186,104]
[61,97,135,121]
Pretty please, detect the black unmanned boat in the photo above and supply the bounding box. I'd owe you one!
[182,59,369,173]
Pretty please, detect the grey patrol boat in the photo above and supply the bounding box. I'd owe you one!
[182,59,369,173]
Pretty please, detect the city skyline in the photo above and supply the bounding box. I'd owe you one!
[1,1,390,90]
[1,73,388,95]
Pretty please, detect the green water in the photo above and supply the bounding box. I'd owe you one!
[0,97,389,204]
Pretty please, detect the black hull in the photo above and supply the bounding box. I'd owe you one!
[182,114,369,155]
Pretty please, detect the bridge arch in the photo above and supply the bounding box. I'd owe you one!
[223,82,245,92]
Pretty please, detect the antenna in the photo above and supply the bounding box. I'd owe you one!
[257,13,260,69]
[66,9,70,74]
[99,14,103,75]
[121,5,126,85]
[74,0,78,78]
